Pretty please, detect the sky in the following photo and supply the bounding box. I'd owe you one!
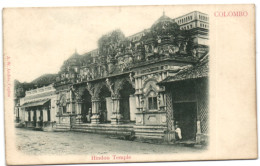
[3,6,202,83]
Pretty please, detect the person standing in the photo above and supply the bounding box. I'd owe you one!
[175,124,182,141]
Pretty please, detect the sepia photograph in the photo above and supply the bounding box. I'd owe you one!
[12,8,209,154]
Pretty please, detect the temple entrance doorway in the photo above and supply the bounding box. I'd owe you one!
[119,81,135,123]
[99,85,111,123]
[173,102,197,141]
[47,108,51,121]
[81,89,92,123]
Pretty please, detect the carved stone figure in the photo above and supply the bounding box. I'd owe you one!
[192,48,197,58]
[128,56,133,64]
[140,95,144,107]
[157,48,162,56]
[86,82,94,96]
[169,46,174,55]
[105,78,115,95]
[182,42,187,53]
[129,73,134,83]
[108,63,115,74]
[145,45,149,53]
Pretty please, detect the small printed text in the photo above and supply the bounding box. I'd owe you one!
[91,155,131,161]
[6,56,11,97]
[214,11,248,17]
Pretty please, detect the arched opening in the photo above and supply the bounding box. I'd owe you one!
[143,79,159,111]
[147,90,158,110]
[119,81,135,123]
[99,85,111,123]
[81,89,92,123]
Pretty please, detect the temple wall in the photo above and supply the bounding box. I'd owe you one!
[106,97,112,121]
[129,95,137,121]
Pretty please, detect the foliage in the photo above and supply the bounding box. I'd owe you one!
[98,29,128,56]
[31,73,58,86]
[14,74,58,98]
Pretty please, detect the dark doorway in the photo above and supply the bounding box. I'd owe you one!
[81,89,92,123]
[173,102,197,141]
[46,101,51,122]
[47,108,51,121]
[119,81,135,123]
[40,110,43,127]
[28,110,31,121]
[99,86,111,123]
[33,109,37,127]
[17,108,20,122]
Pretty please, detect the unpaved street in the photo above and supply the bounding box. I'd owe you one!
[16,128,205,155]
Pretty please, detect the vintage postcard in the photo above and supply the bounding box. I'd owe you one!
[3,4,257,165]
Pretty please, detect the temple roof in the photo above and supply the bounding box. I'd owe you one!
[69,49,80,59]
[159,54,209,84]
[153,12,174,25]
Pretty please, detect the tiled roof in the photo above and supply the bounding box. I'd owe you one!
[159,55,209,84]
[21,99,50,108]
[24,91,55,100]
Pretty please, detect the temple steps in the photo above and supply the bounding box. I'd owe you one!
[135,134,164,140]
[73,123,134,128]
[71,123,134,139]
[54,123,168,142]
[133,125,167,141]
[72,129,132,135]
[54,123,71,132]
[134,129,165,134]
[134,125,167,129]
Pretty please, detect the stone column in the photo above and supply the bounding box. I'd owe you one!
[196,120,202,144]
[91,97,101,124]
[164,90,175,142]
[76,100,82,115]
[36,109,41,127]
[111,94,123,125]
[136,94,143,112]
[194,80,202,143]
[36,109,40,122]
[25,110,28,121]
[68,90,73,113]
[43,108,47,121]
[75,100,83,123]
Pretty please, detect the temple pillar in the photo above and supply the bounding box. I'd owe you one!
[67,103,72,114]
[194,80,202,143]
[76,100,82,115]
[91,97,101,124]
[25,110,28,121]
[111,94,123,125]
[196,120,202,143]
[75,100,83,123]
[36,109,40,122]
[36,109,41,128]
[43,108,48,121]
[67,89,74,114]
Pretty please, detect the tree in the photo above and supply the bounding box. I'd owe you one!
[98,29,126,57]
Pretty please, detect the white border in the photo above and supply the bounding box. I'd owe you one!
[0,0,259,166]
